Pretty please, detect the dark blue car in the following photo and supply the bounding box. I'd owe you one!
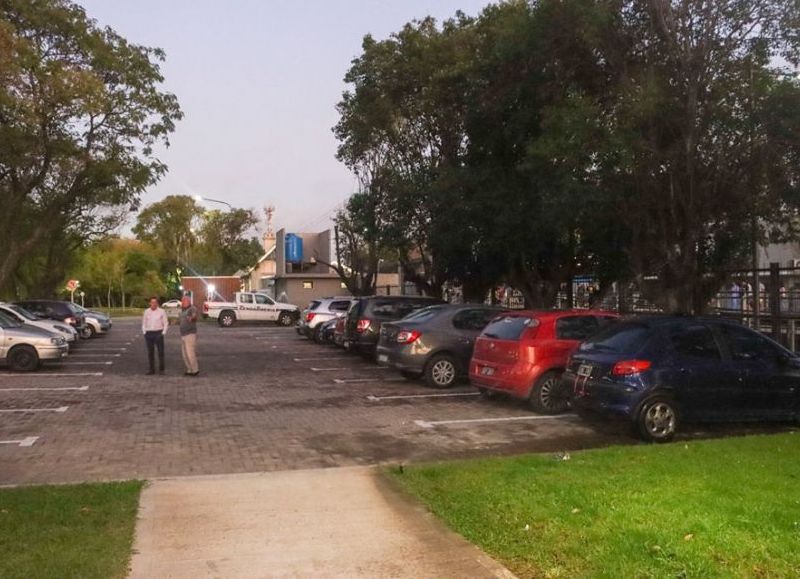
[564,316,800,442]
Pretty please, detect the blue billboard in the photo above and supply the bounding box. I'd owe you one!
[285,233,303,263]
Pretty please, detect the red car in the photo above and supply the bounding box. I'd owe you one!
[470,310,618,413]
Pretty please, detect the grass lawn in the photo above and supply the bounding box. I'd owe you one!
[0,481,143,579]
[389,433,800,578]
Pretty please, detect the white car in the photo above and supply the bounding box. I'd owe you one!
[0,303,78,346]
[204,292,300,327]
[0,310,69,371]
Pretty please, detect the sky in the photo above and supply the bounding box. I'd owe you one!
[79,0,491,235]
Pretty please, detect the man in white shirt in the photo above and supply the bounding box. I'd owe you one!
[142,296,169,375]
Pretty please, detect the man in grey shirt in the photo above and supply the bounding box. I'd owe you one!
[179,295,200,376]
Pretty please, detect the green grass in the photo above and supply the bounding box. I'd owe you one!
[0,481,143,579]
[91,307,142,318]
[389,433,800,578]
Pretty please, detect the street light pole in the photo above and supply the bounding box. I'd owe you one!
[194,195,233,210]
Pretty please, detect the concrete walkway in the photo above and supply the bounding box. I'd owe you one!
[128,466,516,578]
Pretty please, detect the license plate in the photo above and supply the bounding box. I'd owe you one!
[377,354,389,363]
[577,364,593,377]
[480,366,495,376]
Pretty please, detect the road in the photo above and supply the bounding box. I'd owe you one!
[0,319,789,485]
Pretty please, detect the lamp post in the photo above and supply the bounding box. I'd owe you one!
[194,195,233,210]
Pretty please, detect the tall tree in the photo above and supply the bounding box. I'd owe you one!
[132,195,201,267]
[0,0,182,295]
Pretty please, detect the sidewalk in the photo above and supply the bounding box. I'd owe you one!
[128,466,515,578]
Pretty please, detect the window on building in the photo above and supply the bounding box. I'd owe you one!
[340,282,347,289]
[302,281,313,289]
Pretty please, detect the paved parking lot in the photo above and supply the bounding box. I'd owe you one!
[0,319,792,485]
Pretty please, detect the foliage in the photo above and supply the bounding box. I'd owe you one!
[334,0,800,312]
[0,0,182,297]
[390,432,800,577]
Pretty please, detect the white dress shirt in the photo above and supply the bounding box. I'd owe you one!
[142,307,169,335]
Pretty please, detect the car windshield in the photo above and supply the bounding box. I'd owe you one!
[0,310,23,329]
[580,323,651,354]
[8,305,38,321]
[67,303,81,315]
[480,315,538,340]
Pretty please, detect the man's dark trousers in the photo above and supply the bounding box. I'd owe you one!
[145,330,165,373]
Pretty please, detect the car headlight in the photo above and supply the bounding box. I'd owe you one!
[50,337,66,345]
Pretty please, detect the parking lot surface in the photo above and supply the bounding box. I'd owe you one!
[0,319,792,485]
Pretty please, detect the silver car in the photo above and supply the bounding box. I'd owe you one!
[0,310,68,372]
[298,297,354,342]
[0,302,78,347]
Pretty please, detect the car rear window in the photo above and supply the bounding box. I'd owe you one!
[579,323,651,354]
[555,316,600,340]
[481,315,538,340]
[329,300,351,312]
[402,305,445,323]
[309,300,322,311]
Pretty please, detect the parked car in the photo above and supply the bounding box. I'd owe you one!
[319,317,340,344]
[565,316,800,442]
[470,310,619,413]
[376,304,507,388]
[14,299,86,335]
[204,292,300,327]
[71,304,112,337]
[344,296,445,356]
[333,316,347,347]
[0,310,69,372]
[298,297,354,342]
[0,303,78,347]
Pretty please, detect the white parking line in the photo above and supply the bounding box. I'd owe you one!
[2,372,103,378]
[58,361,113,366]
[0,386,89,392]
[69,354,121,358]
[0,437,39,447]
[0,406,68,413]
[311,366,389,372]
[414,414,577,428]
[367,392,481,401]
[294,357,346,362]
[80,348,126,352]
[333,377,407,384]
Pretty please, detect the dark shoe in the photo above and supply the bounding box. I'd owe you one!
[146,370,155,375]
[188,371,200,377]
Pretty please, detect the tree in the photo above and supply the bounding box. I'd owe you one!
[133,195,201,267]
[327,192,382,296]
[193,208,262,275]
[0,0,182,295]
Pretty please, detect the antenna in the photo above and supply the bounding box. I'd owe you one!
[264,205,275,237]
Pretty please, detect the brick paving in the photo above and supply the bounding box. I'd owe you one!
[0,319,789,485]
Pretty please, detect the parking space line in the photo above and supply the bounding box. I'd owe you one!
[0,437,39,447]
[0,386,89,392]
[414,414,577,428]
[2,372,103,378]
[0,406,69,413]
[69,354,121,358]
[367,392,481,401]
[59,361,113,366]
[333,377,406,384]
[294,357,346,362]
[80,348,126,352]
[311,366,389,372]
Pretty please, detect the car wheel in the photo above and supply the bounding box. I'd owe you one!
[84,325,96,339]
[277,312,293,327]
[400,370,419,381]
[636,398,679,443]
[218,311,236,327]
[528,371,568,414]
[312,325,324,343]
[8,345,40,372]
[424,354,458,388]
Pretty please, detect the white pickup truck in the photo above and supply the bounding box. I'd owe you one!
[204,292,300,327]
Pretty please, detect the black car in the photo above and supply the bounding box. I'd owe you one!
[344,295,444,356]
[564,316,800,442]
[376,304,506,388]
[15,299,86,335]
[319,317,339,344]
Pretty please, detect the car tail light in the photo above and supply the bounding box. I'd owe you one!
[306,312,316,323]
[396,330,421,344]
[611,359,652,376]
[356,319,371,333]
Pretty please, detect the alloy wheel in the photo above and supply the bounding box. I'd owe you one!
[431,359,456,386]
[644,402,676,439]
